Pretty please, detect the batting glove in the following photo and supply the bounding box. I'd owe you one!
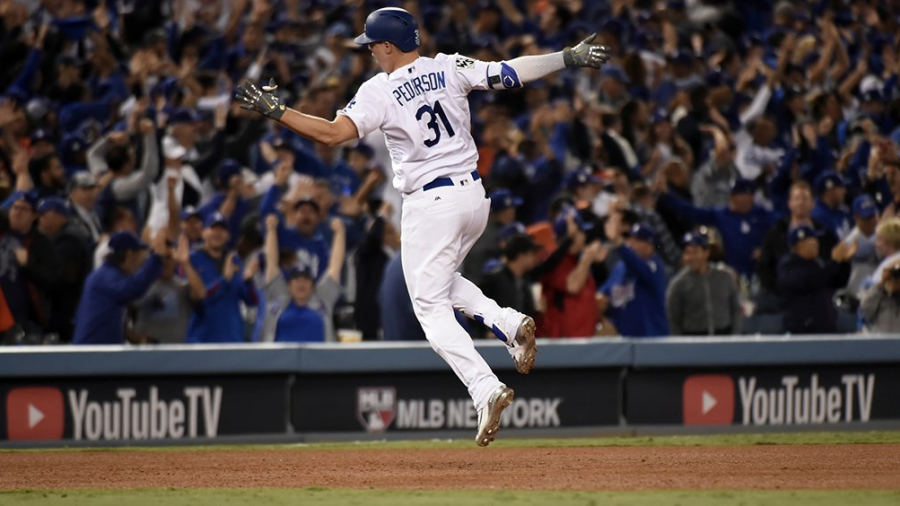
[235,78,286,121]
[563,33,611,69]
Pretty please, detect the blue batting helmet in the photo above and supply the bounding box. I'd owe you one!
[353,7,421,52]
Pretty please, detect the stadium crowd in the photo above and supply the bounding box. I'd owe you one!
[1,0,900,345]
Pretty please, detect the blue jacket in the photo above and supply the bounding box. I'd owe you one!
[600,246,669,337]
[660,193,776,279]
[72,254,163,344]
[185,250,258,343]
[260,185,330,279]
[811,200,853,240]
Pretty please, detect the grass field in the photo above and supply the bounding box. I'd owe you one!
[1,431,898,505]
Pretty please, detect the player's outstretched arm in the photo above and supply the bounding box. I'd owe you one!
[235,79,359,147]
[473,33,611,90]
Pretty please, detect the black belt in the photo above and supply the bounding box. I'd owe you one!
[423,170,480,191]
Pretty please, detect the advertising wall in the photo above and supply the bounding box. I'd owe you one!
[626,366,900,427]
[292,369,621,433]
[1,376,289,442]
[2,338,900,445]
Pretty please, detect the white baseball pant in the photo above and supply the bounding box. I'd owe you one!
[401,171,505,411]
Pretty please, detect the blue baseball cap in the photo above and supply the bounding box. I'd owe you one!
[327,22,352,38]
[108,231,148,253]
[489,188,523,212]
[565,169,602,190]
[181,206,203,221]
[788,225,823,247]
[8,191,39,210]
[650,108,669,124]
[217,159,242,187]
[600,18,625,38]
[668,50,694,66]
[30,128,54,144]
[731,178,755,195]
[61,134,87,160]
[635,11,654,25]
[37,197,70,216]
[741,33,763,51]
[284,265,314,280]
[552,209,594,238]
[54,16,95,41]
[630,222,657,245]
[814,171,845,194]
[860,89,883,102]
[500,221,527,241]
[853,194,878,218]
[204,211,230,229]
[352,142,375,159]
[682,231,709,248]
[632,29,657,49]
[151,77,180,100]
[601,65,631,84]
[169,108,200,125]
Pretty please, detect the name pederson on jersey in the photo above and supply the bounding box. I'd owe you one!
[337,53,523,193]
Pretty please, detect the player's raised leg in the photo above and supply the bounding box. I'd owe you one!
[450,272,537,374]
[400,187,504,416]
[449,188,538,374]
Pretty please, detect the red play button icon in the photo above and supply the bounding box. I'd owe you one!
[682,375,734,426]
[6,387,65,441]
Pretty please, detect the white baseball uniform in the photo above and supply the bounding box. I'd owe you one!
[337,54,536,411]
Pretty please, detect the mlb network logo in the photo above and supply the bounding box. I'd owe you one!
[357,387,396,433]
[682,375,735,426]
[6,387,65,441]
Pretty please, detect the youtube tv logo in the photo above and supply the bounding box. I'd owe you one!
[683,375,735,426]
[6,387,64,441]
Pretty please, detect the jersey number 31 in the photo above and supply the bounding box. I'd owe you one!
[416,101,455,148]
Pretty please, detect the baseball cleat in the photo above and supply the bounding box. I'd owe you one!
[475,385,514,447]
[512,316,537,374]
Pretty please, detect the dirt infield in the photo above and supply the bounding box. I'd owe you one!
[1,444,899,491]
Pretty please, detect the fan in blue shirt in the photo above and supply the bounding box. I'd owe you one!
[72,231,165,344]
[599,223,670,337]
[273,267,326,343]
[259,164,330,279]
[197,159,249,247]
[657,177,777,280]
[185,212,259,343]
[811,171,853,240]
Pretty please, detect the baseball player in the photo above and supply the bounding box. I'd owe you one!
[236,7,610,446]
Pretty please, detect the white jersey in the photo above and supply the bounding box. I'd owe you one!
[337,53,521,193]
